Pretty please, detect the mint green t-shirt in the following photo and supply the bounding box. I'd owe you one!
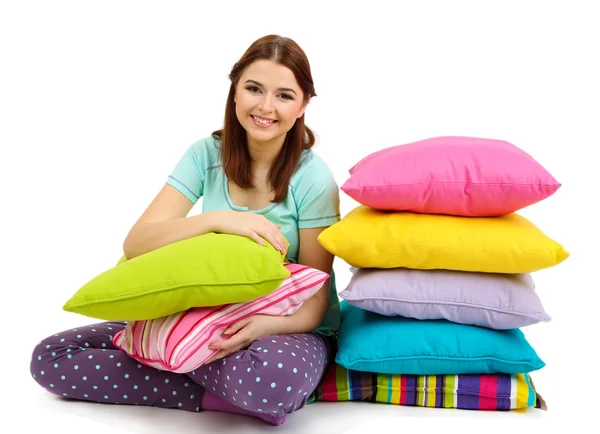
[165,135,341,337]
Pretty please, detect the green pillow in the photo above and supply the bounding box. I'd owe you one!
[63,233,290,321]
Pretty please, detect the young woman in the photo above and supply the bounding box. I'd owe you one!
[31,34,341,426]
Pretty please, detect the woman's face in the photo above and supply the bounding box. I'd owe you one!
[234,59,307,148]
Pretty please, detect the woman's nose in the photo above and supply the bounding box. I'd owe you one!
[258,95,274,113]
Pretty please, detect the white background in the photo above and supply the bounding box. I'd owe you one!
[2,1,598,432]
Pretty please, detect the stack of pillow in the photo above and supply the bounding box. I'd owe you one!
[313,136,568,411]
[62,232,330,372]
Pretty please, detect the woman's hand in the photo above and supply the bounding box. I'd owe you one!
[204,315,286,364]
[209,210,287,255]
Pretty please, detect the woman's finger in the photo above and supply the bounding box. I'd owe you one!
[261,230,285,254]
[224,317,252,335]
[245,230,266,246]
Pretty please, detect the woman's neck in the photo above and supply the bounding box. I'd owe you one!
[247,135,285,171]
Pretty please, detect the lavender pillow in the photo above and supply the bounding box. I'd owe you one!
[339,267,550,330]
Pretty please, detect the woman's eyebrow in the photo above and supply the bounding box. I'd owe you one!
[245,79,297,95]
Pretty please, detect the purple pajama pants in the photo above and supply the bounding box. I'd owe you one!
[30,321,336,425]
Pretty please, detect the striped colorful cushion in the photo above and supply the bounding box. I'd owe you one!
[308,363,547,411]
[112,263,329,373]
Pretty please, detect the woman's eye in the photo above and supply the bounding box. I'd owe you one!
[246,86,260,92]
[279,93,293,100]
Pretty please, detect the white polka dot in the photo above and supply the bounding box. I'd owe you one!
[248,391,252,396]
[256,377,260,382]
[271,382,276,388]
[286,386,292,391]
[278,363,283,368]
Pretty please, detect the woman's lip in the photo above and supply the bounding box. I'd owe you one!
[250,115,278,128]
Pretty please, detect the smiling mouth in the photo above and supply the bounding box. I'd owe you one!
[251,115,278,127]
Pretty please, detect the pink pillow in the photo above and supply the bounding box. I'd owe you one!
[112,263,328,373]
[341,136,561,216]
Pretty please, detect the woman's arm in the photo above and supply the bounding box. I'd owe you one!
[122,184,218,259]
[273,226,333,333]
[123,184,288,259]
[204,226,334,364]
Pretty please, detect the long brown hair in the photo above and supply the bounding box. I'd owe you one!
[212,35,317,203]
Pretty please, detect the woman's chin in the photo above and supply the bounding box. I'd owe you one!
[247,130,284,145]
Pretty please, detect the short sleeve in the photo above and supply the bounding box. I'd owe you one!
[165,140,208,204]
[293,153,341,229]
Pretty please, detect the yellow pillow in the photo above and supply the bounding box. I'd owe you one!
[317,206,569,273]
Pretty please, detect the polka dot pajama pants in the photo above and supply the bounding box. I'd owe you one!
[30,321,334,424]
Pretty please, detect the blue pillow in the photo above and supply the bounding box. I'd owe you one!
[336,301,545,375]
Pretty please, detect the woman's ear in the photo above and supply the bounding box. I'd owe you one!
[298,96,311,118]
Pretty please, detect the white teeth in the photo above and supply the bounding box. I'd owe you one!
[253,115,273,125]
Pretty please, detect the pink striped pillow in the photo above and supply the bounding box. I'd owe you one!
[112,263,329,373]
